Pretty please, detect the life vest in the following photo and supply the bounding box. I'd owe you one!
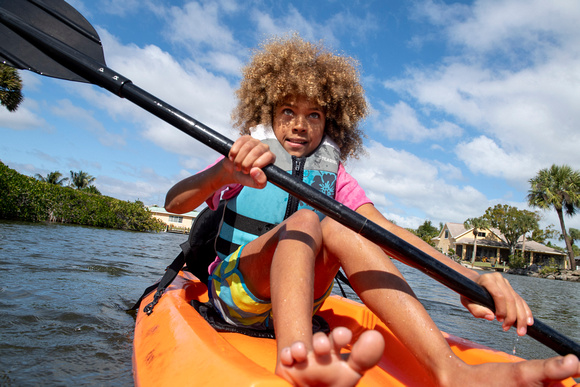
[215,125,341,260]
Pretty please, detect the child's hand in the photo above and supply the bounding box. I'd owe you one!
[460,273,533,336]
[223,136,276,189]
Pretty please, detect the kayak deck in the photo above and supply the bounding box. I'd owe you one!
[133,270,575,386]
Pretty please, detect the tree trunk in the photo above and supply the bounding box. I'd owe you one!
[556,208,575,270]
[471,230,478,268]
[522,234,527,264]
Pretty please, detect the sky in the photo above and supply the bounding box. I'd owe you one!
[2,0,580,245]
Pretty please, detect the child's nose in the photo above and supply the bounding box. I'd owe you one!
[293,115,307,131]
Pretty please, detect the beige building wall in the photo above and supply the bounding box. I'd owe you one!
[148,206,199,232]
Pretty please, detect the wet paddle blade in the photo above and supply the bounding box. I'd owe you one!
[0,0,103,82]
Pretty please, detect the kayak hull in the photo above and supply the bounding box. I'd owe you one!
[133,271,575,386]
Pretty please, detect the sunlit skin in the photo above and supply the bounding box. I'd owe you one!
[272,95,325,158]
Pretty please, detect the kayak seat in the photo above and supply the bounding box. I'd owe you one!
[191,300,330,339]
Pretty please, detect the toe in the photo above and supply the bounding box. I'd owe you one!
[347,330,385,374]
[329,327,353,350]
[312,332,331,356]
[289,341,308,363]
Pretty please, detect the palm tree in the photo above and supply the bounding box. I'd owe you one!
[0,64,23,112]
[35,171,69,186]
[567,228,580,247]
[463,217,490,267]
[69,170,96,189]
[528,164,580,270]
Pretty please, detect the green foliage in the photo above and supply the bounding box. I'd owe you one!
[415,220,439,244]
[528,164,580,270]
[0,162,164,232]
[539,258,559,275]
[508,254,526,269]
[483,204,539,256]
[0,64,23,112]
[35,171,69,186]
[81,185,102,195]
[530,224,559,244]
[70,170,96,189]
[565,227,580,245]
[528,164,580,216]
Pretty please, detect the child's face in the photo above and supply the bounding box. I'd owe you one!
[272,95,325,158]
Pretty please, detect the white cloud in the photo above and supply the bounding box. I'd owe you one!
[97,172,171,204]
[70,29,237,164]
[444,0,580,55]
[50,99,126,147]
[455,136,539,187]
[251,4,377,48]
[97,0,156,17]
[0,101,46,130]
[165,1,237,51]
[384,0,580,187]
[373,101,463,142]
[348,140,489,227]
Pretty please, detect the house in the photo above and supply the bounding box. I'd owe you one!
[433,222,568,268]
[148,206,199,233]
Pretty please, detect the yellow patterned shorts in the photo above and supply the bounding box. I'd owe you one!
[208,245,333,330]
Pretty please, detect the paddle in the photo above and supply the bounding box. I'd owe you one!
[1,0,578,358]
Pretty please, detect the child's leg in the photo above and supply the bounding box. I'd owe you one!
[237,209,384,386]
[239,209,322,348]
[321,217,580,386]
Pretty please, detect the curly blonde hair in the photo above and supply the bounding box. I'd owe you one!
[232,35,367,161]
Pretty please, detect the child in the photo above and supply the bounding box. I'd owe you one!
[165,35,580,386]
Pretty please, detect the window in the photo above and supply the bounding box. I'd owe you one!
[477,232,486,237]
[169,215,183,223]
[444,230,449,239]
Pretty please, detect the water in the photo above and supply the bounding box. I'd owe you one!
[1,221,579,385]
[390,260,580,360]
[0,221,183,386]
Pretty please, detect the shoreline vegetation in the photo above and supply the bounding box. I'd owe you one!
[506,267,580,282]
[463,261,580,282]
[0,161,165,232]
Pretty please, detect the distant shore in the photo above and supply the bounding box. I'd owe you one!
[506,268,580,282]
[459,261,580,282]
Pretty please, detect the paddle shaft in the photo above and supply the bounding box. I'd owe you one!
[1,4,578,358]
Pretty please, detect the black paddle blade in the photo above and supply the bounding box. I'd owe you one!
[0,0,104,83]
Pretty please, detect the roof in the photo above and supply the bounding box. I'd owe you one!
[446,222,468,239]
[446,222,505,242]
[517,240,566,255]
[147,206,199,218]
[442,222,566,256]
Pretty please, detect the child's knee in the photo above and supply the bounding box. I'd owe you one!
[291,209,322,227]
[285,209,323,241]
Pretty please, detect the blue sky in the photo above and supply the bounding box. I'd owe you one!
[2,0,580,242]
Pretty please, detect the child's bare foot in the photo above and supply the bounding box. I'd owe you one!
[276,327,385,386]
[440,354,580,387]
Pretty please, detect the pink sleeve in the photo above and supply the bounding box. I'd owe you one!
[335,163,372,211]
[203,156,243,210]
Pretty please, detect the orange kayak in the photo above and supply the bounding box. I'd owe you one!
[133,270,576,386]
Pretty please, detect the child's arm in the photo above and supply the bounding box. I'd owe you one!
[165,136,275,214]
[355,203,534,336]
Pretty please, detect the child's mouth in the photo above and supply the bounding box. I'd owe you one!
[287,138,307,146]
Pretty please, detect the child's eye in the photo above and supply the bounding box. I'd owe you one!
[283,108,294,116]
[309,112,321,119]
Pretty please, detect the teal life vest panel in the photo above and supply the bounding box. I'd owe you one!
[215,125,341,260]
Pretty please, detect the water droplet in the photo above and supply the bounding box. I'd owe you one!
[512,337,519,355]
